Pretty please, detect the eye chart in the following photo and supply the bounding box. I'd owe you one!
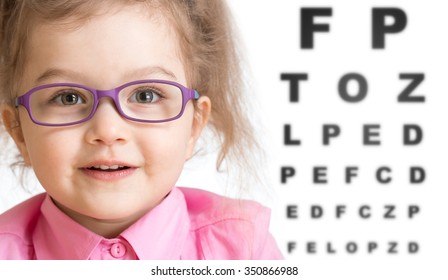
[229,0,448,279]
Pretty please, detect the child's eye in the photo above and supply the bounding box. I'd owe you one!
[128,88,162,104]
[50,91,86,106]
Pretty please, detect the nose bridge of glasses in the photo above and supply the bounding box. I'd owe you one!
[95,88,121,108]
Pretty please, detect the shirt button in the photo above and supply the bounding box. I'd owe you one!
[110,242,127,258]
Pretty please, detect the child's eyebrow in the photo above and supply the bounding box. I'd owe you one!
[34,66,178,85]
[35,68,84,84]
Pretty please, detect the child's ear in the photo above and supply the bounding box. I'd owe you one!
[2,106,31,165]
[186,96,211,160]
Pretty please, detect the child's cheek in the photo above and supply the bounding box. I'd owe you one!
[21,122,80,168]
[139,121,191,171]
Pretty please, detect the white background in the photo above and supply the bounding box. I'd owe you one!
[1,0,447,279]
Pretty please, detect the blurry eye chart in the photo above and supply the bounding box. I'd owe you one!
[229,0,447,279]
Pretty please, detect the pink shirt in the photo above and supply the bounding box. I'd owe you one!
[0,187,283,260]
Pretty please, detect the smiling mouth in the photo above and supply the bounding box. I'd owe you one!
[86,165,131,172]
[81,163,136,181]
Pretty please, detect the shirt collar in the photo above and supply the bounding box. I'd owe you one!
[33,188,190,260]
[121,188,190,259]
[33,196,102,259]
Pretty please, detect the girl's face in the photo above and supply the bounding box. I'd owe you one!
[5,4,210,236]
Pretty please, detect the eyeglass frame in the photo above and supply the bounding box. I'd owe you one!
[14,79,200,127]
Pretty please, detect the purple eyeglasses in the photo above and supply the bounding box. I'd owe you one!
[15,80,200,126]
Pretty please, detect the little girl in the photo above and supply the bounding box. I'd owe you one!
[0,0,283,259]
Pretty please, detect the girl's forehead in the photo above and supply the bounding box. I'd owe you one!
[23,3,188,89]
[28,1,189,68]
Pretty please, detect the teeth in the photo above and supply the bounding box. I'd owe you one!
[91,165,125,170]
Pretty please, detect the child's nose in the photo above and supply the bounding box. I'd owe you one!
[84,98,130,146]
